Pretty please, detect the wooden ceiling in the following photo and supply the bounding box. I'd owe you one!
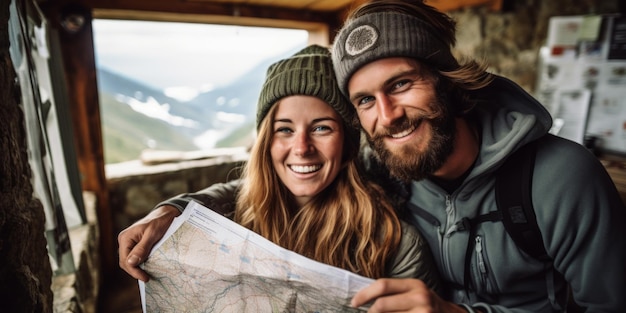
[186,0,503,12]
[45,0,502,36]
[192,0,358,12]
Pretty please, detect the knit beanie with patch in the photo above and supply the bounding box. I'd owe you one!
[332,11,460,97]
[257,44,357,139]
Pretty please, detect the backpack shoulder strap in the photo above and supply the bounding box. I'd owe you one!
[495,140,550,261]
[462,140,550,294]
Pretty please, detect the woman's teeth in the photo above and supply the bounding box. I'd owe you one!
[290,165,321,173]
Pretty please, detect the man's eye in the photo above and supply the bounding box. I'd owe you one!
[392,80,410,91]
[357,96,375,106]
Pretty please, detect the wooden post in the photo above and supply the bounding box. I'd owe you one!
[40,1,116,282]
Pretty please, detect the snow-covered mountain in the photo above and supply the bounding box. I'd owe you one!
[96,45,303,164]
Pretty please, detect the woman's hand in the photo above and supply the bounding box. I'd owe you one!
[117,205,180,282]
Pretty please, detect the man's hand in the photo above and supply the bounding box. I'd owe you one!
[117,205,181,282]
[352,278,467,313]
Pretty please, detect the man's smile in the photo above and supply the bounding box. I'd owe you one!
[390,124,417,139]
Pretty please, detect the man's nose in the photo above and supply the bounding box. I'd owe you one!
[377,95,404,126]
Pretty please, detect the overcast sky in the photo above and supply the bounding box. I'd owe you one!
[92,19,308,100]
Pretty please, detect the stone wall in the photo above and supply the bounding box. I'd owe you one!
[106,152,248,241]
[450,0,620,93]
[52,192,99,313]
[1,1,54,311]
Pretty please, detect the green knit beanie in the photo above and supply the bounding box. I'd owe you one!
[256,44,357,140]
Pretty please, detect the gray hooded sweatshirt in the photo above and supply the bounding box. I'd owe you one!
[403,75,626,312]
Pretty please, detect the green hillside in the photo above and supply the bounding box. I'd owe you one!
[215,122,255,149]
[99,93,199,163]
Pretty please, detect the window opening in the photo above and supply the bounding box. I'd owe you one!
[92,19,308,164]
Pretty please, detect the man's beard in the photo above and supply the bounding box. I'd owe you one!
[366,98,456,182]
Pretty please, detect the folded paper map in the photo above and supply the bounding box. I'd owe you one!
[139,200,374,312]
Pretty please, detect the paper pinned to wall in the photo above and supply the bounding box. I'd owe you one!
[586,86,626,154]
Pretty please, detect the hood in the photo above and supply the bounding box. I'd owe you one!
[472,75,552,174]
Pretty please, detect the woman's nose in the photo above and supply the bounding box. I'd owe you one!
[293,133,314,156]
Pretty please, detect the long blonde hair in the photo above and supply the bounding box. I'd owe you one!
[235,104,402,278]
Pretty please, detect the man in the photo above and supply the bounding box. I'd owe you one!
[330,1,625,312]
[118,1,626,312]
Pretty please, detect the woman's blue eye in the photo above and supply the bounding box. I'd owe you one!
[275,127,292,133]
[313,125,331,132]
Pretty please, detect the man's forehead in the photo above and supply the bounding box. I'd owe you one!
[348,57,424,93]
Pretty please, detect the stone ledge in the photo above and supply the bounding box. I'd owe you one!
[105,148,249,179]
[52,192,99,313]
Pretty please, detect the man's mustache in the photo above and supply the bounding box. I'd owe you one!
[370,112,440,141]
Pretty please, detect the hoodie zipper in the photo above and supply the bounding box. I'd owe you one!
[475,236,487,274]
[475,235,488,288]
[442,195,457,280]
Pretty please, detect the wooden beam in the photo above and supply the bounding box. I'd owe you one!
[426,0,503,12]
[92,8,332,45]
[79,0,342,29]
[39,1,116,281]
[91,0,344,45]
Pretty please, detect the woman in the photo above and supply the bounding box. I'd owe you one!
[120,45,440,287]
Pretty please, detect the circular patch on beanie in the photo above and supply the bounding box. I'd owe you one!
[345,25,378,56]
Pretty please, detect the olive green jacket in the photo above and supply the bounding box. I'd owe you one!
[157,179,442,292]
